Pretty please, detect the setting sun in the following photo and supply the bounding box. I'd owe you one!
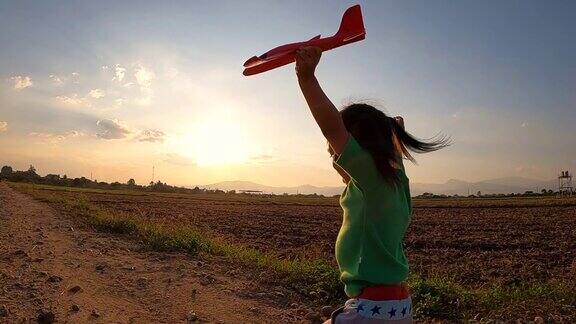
[169,111,256,167]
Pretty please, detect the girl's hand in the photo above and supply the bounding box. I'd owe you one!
[295,46,322,81]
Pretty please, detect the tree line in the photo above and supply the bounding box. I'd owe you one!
[415,189,558,199]
[0,164,329,198]
[0,164,225,194]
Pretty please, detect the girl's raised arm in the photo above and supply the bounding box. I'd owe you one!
[296,47,349,154]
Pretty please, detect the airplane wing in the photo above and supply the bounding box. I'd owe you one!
[242,35,322,75]
[243,34,321,69]
[243,5,365,76]
[243,52,296,76]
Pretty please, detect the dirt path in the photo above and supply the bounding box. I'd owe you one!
[0,183,307,323]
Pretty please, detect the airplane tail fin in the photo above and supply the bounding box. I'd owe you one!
[335,5,365,42]
[308,35,321,41]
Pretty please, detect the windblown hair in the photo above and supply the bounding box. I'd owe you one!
[340,103,450,185]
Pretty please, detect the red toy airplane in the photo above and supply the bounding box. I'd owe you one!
[243,4,365,76]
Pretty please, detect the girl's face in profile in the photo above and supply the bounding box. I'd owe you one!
[328,142,350,184]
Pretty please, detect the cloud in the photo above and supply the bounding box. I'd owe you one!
[29,130,83,142]
[96,119,132,139]
[95,119,163,142]
[137,129,165,142]
[88,89,105,99]
[113,64,126,82]
[521,122,529,128]
[55,94,89,107]
[11,75,33,90]
[0,121,7,132]
[114,98,125,108]
[49,75,64,86]
[248,153,277,165]
[251,154,274,161]
[164,153,195,166]
[70,72,80,84]
[135,94,152,106]
[132,65,155,106]
[134,66,155,88]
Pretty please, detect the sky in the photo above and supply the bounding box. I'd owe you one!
[1,0,575,187]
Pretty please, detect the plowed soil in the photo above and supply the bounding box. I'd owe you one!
[39,188,576,290]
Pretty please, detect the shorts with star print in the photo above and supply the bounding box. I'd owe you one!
[323,298,413,323]
[323,284,412,323]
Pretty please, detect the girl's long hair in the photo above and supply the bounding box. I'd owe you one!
[340,103,450,185]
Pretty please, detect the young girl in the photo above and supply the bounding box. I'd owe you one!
[295,47,448,323]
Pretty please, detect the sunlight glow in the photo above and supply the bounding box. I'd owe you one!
[170,111,256,166]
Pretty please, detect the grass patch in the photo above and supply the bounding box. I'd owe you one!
[406,274,576,319]
[408,274,478,318]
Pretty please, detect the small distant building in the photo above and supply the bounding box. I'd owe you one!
[239,190,264,194]
[558,170,573,196]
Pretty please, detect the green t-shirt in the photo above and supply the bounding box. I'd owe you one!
[334,136,412,297]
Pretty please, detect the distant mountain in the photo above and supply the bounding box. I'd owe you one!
[202,176,558,197]
[201,180,344,196]
[410,177,557,196]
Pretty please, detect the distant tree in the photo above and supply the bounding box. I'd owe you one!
[22,164,41,182]
[72,177,82,187]
[477,191,482,197]
[419,192,434,198]
[127,178,136,187]
[27,165,37,175]
[45,174,60,184]
[0,165,13,178]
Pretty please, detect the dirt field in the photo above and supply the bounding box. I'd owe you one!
[35,187,576,289]
[0,183,312,323]
[3,183,576,322]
